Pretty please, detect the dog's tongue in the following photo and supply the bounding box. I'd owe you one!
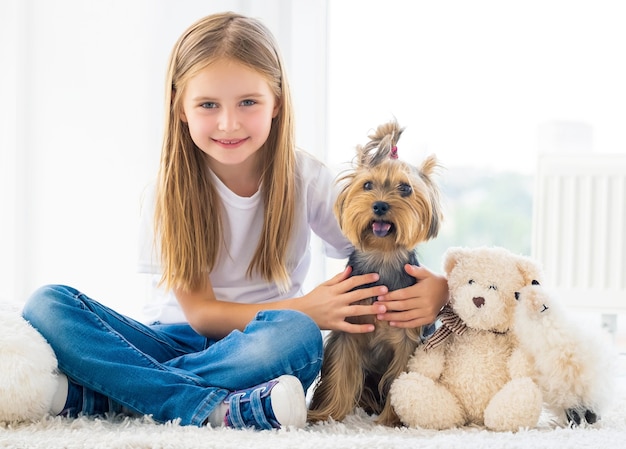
[372,221,391,237]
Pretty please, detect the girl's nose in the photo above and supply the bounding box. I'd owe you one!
[217,108,240,132]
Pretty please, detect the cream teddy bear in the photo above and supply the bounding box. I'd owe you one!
[390,246,543,431]
[513,282,615,426]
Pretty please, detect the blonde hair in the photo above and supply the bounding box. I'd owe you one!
[155,12,296,292]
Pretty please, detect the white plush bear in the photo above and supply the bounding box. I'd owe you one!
[513,282,615,426]
[390,246,543,431]
[0,306,60,422]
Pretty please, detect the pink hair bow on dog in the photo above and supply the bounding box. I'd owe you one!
[390,146,398,159]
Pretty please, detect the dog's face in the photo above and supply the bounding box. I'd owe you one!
[335,154,442,253]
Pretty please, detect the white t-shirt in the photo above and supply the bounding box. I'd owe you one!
[137,151,353,324]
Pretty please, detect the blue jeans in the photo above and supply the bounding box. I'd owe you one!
[22,285,323,426]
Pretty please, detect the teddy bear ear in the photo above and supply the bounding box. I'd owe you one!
[443,247,467,276]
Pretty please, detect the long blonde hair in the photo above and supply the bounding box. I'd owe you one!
[155,12,296,293]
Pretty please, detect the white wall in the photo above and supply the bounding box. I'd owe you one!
[1,0,17,308]
[0,0,328,318]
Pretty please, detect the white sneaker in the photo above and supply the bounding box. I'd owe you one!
[222,375,307,430]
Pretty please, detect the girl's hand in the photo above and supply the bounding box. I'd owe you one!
[300,266,388,333]
[375,264,449,328]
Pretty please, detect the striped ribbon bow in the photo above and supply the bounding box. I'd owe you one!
[422,305,468,351]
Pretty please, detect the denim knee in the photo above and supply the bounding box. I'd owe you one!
[262,309,322,352]
[256,309,323,388]
[22,284,75,334]
[290,310,323,388]
[295,310,324,360]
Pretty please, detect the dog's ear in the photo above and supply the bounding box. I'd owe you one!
[419,154,443,239]
[333,181,349,230]
[425,194,443,239]
[419,154,439,177]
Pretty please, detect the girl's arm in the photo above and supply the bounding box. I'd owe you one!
[375,264,449,328]
[175,266,389,339]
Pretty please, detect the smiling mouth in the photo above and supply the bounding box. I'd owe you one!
[214,138,247,146]
[371,220,393,237]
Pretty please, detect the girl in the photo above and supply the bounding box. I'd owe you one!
[22,12,449,430]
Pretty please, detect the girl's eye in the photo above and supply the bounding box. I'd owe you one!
[398,183,412,197]
[241,99,256,107]
[363,181,373,191]
[200,102,217,109]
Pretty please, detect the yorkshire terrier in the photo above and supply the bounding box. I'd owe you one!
[308,120,443,426]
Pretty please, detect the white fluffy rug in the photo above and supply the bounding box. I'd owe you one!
[1,380,625,449]
[1,304,625,449]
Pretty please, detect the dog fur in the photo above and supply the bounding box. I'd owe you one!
[307,120,442,426]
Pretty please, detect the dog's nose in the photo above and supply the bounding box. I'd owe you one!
[372,201,389,216]
[473,297,485,308]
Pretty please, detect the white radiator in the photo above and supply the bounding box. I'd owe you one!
[531,153,626,315]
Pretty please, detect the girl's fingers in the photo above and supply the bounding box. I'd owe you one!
[335,321,376,334]
[345,285,387,304]
[343,272,379,290]
[347,302,386,317]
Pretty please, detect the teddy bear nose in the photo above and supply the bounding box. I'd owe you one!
[473,296,485,308]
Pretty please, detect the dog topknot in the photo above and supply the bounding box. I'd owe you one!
[357,119,405,168]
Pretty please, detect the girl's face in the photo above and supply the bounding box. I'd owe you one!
[180,58,279,171]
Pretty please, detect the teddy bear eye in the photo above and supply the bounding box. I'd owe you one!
[489,285,497,290]
[363,181,373,191]
[398,183,412,197]
[468,279,475,285]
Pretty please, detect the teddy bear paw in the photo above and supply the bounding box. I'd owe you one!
[390,372,464,430]
[484,377,542,432]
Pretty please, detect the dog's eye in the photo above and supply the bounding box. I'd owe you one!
[398,183,412,197]
[468,279,475,285]
[363,181,373,191]
[489,285,497,291]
